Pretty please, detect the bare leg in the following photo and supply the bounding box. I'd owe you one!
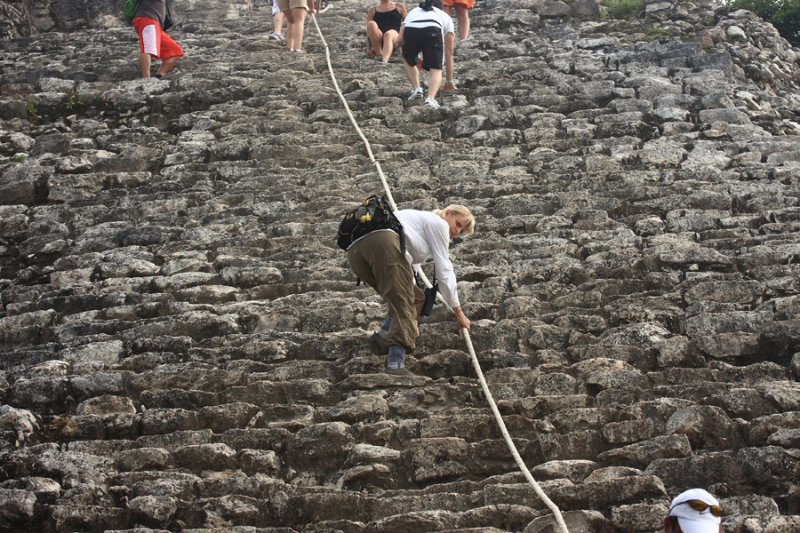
[455,6,470,40]
[427,68,443,101]
[288,7,307,51]
[139,52,152,78]
[367,21,383,58]
[273,10,285,34]
[443,32,456,90]
[403,60,420,89]
[156,55,180,76]
[382,29,399,63]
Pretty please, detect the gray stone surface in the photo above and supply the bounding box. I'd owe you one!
[0,0,799,531]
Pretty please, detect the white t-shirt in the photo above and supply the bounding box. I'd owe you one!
[403,6,455,39]
[395,209,460,309]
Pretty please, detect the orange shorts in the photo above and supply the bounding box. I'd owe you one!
[133,17,184,59]
[442,0,474,8]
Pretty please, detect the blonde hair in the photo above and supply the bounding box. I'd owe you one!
[433,204,475,236]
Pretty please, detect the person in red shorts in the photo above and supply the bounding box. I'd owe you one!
[442,0,472,41]
[132,0,184,79]
[440,0,472,91]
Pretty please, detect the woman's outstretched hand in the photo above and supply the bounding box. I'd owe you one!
[454,306,471,331]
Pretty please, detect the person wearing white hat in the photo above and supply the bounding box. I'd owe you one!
[665,488,722,533]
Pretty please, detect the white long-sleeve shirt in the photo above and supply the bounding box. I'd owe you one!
[395,209,460,309]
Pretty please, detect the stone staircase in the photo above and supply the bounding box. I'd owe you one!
[1,0,800,531]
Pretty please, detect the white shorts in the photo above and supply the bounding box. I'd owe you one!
[141,23,158,56]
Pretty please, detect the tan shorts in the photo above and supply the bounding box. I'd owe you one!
[277,0,308,11]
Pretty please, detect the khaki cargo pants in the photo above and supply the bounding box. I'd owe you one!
[347,230,424,353]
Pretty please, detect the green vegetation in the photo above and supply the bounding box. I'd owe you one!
[64,90,85,112]
[25,100,39,122]
[601,0,645,19]
[644,27,677,40]
[729,0,800,45]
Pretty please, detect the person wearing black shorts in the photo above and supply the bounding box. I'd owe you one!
[399,0,455,109]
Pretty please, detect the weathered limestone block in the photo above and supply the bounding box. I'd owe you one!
[599,432,692,468]
[550,474,667,511]
[240,448,281,475]
[115,447,172,472]
[323,394,389,425]
[127,494,178,527]
[420,411,496,441]
[767,428,800,448]
[736,446,800,490]
[757,381,800,411]
[611,501,666,532]
[288,490,371,525]
[695,332,761,360]
[707,387,778,419]
[602,418,662,445]
[0,309,59,349]
[535,372,577,396]
[530,459,597,483]
[8,376,70,413]
[140,409,199,435]
[173,442,238,471]
[220,428,291,452]
[524,509,612,533]
[646,451,741,490]
[746,412,800,447]
[48,504,126,532]
[62,340,125,373]
[666,405,742,450]
[547,407,626,433]
[75,394,135,417]
[539,430,606,461]
[198,402,260,433]
[639,138,686,168]
[407,437,469,483]
[0,404,39,446]
[415,349,473,379]
[289,421,356,473]
[0,204,28,238]
[117,471,201,502]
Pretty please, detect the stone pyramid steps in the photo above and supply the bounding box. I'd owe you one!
[2,0,800,531]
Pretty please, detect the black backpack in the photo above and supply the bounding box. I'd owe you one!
[337,195,405,251]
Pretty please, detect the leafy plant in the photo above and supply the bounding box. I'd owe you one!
[601,0,645,19]
[64,90,85,112]
[728,0,800,46]
[25,100,39,122]
[643,27,677,40]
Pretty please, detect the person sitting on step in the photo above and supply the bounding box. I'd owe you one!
[346,204,474,375]
[366,0,408,64]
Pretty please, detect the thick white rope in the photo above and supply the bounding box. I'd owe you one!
[309,12,570,533]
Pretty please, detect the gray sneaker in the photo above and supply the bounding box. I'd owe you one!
[385,366,414,376]
[407,86,424,102]
[368,332,389,355]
